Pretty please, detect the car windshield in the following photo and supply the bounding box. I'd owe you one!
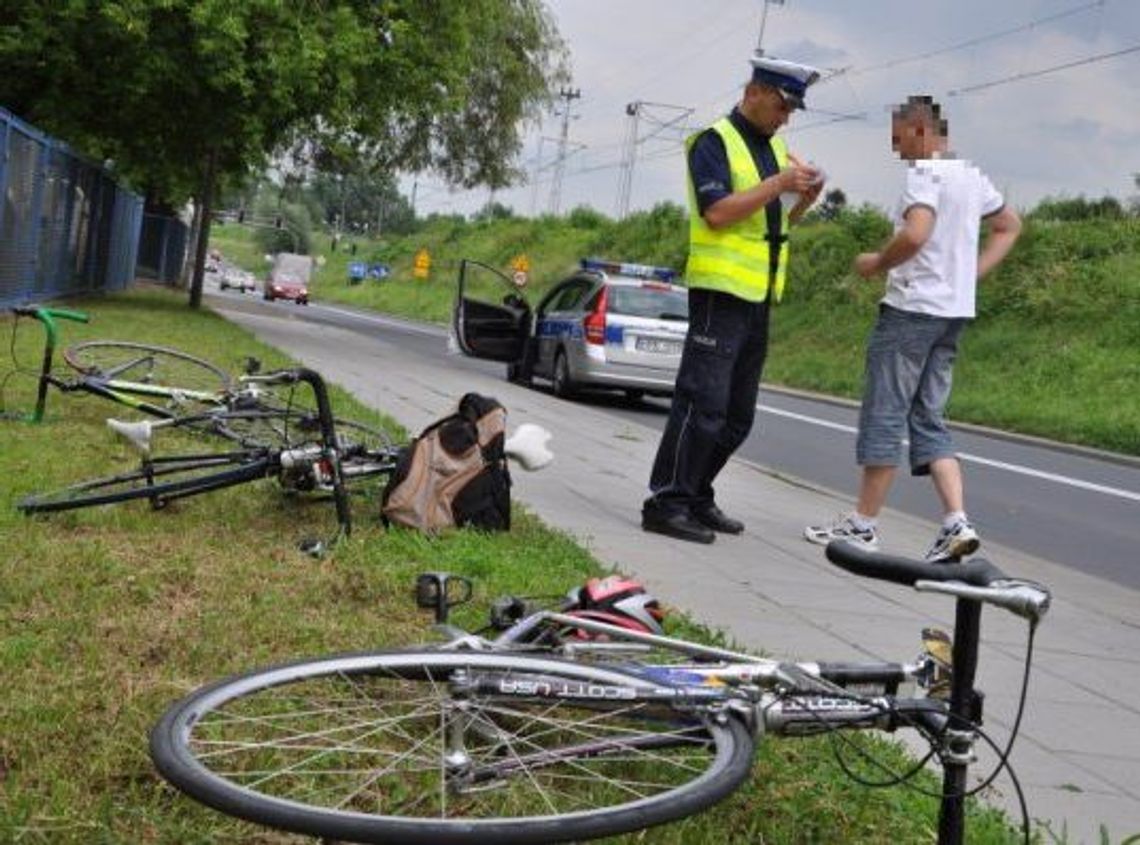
[607,285,689,321]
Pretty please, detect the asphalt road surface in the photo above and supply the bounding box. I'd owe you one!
[212,291,1140,591]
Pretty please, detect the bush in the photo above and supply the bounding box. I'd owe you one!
[1029,195,1125,221]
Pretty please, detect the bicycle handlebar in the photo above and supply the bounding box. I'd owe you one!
[826,541,1008,587]
[826,541,1051,622]
[12,305,90,324]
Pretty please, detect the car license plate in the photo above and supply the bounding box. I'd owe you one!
[635,337,682,355]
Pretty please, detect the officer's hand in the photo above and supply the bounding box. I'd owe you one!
[780,164,821,195]
[854,252,882,279]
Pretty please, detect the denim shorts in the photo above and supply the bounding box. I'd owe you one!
[856,304,968,475]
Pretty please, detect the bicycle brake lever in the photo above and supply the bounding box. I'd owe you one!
[914,579,1051,623]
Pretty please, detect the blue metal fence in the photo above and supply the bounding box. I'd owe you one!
[137,213,190,285]
[0,106,145,308]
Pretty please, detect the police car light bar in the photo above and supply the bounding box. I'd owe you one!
[580,258,677,283]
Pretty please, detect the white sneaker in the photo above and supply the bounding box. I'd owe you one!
[924,520,981,562]
[804,513,880,550]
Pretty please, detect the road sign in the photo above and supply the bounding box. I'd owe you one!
[511,254,531,274]
[413,248,431,280]
[512,270,528,288]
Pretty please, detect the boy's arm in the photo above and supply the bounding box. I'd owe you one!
[977,206,1022,279]
[853,205,935,278]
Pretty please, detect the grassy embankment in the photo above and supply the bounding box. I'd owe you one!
[1,289,1025,842]
[211,208,1140,456]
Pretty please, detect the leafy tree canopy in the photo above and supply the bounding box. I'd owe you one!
[1,0,567,202]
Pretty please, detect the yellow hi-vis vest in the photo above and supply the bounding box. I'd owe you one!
[685,118,790,303]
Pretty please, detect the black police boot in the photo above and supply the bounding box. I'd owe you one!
[693,504,744,535]
[641,503,715,544]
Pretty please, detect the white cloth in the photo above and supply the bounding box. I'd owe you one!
[882,156,1004,319]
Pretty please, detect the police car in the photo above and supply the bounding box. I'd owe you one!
[453,258,689,400]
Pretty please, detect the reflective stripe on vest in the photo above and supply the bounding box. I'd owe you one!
[685,118,790,303]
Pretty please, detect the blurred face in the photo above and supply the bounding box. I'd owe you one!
[891,115,942,160]
[740,82,792,134]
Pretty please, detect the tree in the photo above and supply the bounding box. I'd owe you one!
[1,1,566,306]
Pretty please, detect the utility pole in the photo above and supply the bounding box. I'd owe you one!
[757,0,786,55]
[549,86,581,215]
[529,135,546,216]
[615,101,694,219]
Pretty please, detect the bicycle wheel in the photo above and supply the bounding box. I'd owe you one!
[150,650,755,844]
[63,341,232,401]
[19,450,270,514]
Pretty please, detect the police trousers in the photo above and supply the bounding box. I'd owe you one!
[647,287,770,514]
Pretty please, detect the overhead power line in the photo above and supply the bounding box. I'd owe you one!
[830,0,1107,81]
[949,42,1140,95]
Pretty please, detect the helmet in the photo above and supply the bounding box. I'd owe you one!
[561,575,665,637]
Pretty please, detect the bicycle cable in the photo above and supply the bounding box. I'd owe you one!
[791,618,1039,844]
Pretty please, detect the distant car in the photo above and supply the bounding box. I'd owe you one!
[219,268,256,293]
[453,258,690,400]
[264,272,309,304]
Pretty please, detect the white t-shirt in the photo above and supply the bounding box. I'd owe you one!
[883,155,1004,319]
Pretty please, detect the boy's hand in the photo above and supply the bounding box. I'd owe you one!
[854,252,882,278]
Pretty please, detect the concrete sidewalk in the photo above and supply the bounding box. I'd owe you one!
[224,307,1140,843]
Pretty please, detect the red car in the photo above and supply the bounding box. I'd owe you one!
[263,272,309,305]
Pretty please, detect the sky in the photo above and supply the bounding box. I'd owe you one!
[407,0,1140,219]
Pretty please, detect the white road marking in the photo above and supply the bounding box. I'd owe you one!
[760,405,1140,504]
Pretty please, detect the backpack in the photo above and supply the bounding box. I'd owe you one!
[381,393,511,532]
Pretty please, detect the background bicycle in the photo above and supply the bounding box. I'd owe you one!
[3,305,354,448]
[18,367,397,541]
[150,542,1050,845]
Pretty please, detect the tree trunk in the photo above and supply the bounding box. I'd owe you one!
[188,148,219,309]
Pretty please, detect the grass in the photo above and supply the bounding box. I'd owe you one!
[211,212,1140,456]
[0,287,1035,842]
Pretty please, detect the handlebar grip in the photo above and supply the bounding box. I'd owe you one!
[825,541,1007,588]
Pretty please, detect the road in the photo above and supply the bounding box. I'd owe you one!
[208,288,1140,840]
[213,287,1140,590]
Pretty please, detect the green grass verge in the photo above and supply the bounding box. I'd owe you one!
[0,289,1032,842]
[212,212,1139,456]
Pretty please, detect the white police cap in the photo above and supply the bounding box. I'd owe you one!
[750,54,821,110]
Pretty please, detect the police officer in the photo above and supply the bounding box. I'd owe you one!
[642,55,824,544]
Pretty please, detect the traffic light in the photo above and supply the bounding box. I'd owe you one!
[274,216,282,229]
[237,209,245,223]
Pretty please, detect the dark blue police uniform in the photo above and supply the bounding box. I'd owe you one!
[643,108,785,540]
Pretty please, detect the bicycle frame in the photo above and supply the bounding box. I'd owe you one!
[11,306,231,422]
[426,549,1051,845]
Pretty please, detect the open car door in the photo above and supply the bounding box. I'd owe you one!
[453,259,531,363]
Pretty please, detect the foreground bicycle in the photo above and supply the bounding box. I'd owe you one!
[150,542,1050,845]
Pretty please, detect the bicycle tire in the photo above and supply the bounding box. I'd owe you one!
[157,410,398,485]
[19,451,270,514]
[167,407,395,453]
[63,341,232,399]
[150,650,755,844]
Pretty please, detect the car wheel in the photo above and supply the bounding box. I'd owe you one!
[552,350,576,399]
[625,389,645,402]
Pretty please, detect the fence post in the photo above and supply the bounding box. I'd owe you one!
[0,115,9,238]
